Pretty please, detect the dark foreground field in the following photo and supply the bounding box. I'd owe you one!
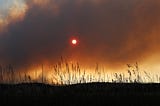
[0,83,160,106]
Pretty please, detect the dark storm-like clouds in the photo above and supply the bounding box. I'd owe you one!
[0,0,160,69]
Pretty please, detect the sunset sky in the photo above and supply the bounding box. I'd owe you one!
[0,0,160,74]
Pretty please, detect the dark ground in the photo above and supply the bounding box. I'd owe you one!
[0,83,160,106]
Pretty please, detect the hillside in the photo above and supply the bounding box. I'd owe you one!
[0,83,160,105]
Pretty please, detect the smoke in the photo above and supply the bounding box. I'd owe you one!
[0,0,160,71]
[0,0,28,32]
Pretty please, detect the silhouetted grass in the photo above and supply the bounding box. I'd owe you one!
[0,60,160,85]
[0,60,160,105]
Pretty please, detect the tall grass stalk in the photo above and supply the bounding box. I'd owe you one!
[0,61,159,85]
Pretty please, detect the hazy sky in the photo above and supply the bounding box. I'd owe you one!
[0,0,160,72]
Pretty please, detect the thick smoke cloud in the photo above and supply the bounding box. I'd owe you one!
[0,0,160,70]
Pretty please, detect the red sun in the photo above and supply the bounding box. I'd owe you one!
[69,36,79,46]
[72,39,77,45]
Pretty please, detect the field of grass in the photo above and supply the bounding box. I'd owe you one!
[0,60,160,105]
[0,60,159,84]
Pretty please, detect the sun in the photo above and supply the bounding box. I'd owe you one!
[72,39,77,45]
[69,36,79,46]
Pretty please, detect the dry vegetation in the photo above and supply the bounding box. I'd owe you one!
[0,59,160,105]
[0,58,159,85]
